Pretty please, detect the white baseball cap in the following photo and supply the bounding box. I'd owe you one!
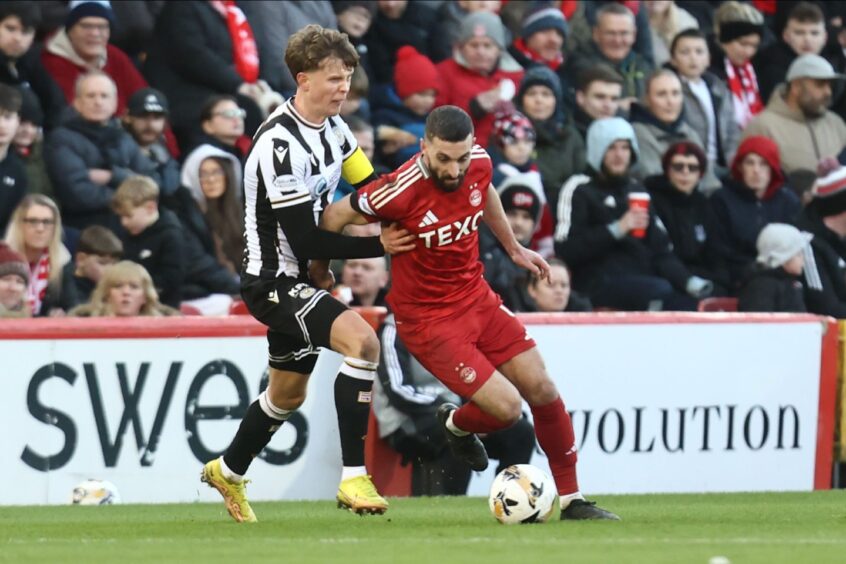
[786,54,846,82]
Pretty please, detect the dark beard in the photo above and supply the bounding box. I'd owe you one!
[432,172,466,192]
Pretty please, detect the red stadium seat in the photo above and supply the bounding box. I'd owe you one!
[697,297,739,312]
[228,300,250,315]
[179,303,203,316]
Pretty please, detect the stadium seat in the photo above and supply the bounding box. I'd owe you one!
[697,297,739,312]
[179,303,203,316]
[228,300,249,315]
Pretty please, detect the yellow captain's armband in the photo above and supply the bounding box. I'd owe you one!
[341,147,375,186]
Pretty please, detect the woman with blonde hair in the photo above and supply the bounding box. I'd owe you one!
[4,194,78,316]
[645,1,699,67]
[70,260,179,317]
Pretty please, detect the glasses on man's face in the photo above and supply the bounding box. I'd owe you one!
[77,21,110,34]
[23,218,56,227]
[670,162,701,173]
[213,108,246,120]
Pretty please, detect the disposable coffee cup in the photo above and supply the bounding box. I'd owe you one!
[628,192,650,238]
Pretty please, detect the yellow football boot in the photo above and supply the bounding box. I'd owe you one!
[201,458,257,523]
[336,475,389,515]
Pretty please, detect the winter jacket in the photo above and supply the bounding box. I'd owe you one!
[17,140,53,200]
[41,29,148,119]
[796,204,846,318]
[370,86,427,170]
[743,85,846,174]
[435,57,524,150]
[753,40,798,103]
[564,41,652,101]
[142,1,249,136]
[122,209,186,307]
[554,170,693,296]
[645,174,730,291]
[0,46,66,131]
[45,116,160,230]
[0,151,27,235]
[667,65,739,173]
[629,103,722,193]
[364,2,438,85]
[738,266,806,312]
[706,179,801,289]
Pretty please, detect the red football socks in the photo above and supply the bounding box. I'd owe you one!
[531,397,579,495]
[452,401,512,433]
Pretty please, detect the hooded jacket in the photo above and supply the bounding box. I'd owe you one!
[515,66,586,216]
[706,136,801,288]
[629,102,722,193]
[554,118,692,296]
[743,84,846,174]
[480,172,546,310]
[796,204,846,318]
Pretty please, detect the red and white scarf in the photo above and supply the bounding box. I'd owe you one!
[27,251,50,316]
[724,58,763,129]
[210,0,260,84]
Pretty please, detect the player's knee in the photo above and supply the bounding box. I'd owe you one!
[267,380,307,411]
[494,393,523,425]
[353,328,380,363]
[524,376,559,406]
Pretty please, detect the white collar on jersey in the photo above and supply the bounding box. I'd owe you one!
[415,154,431,179]
[285,98,327,131]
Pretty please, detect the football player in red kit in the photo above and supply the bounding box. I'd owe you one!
[319,106,619,520]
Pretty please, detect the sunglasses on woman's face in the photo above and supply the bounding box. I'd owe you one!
[670,162,701,173]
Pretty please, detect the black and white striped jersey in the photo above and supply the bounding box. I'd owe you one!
[242,99,372,278]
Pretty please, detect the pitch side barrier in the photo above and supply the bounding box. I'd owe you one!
[0,311,837,505]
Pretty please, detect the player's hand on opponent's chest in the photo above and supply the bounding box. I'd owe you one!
[380,223,416,255]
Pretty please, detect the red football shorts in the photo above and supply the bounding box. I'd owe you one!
[395,288,536,398]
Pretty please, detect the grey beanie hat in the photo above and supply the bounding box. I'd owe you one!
[756,223,813,268]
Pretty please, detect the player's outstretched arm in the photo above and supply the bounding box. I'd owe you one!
[483,184,550,280]
[322,195,416,255]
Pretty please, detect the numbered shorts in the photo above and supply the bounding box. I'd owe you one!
[241,274,348,373]
[395,288,536,399]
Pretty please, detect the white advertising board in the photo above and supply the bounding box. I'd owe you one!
[0,317,829,504]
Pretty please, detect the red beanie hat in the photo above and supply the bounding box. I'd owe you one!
[0,242,29,284]
[393,46,439,99]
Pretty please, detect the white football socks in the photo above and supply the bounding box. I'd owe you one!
[559,492,585,510]
[219,456,244,484]
[341,466,367,481]
[446,411,469,436]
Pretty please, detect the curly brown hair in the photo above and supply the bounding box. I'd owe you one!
[285,24,359,78]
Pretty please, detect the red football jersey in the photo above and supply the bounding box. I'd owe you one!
[353,145,493,321]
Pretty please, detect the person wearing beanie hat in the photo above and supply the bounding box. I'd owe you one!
[0,241,30,317]
[371,46,439,169]
[707,135,801,289]
[490,110,537,185]
[334,1,377,38]
[508,6,567,74]
[41,0,152,122]
[793,163,846,317]
[743,52,846,175]
[738,223,810,312]
[435,10,524,149]
[555,116,708,312]
[515,66,584,214]
[644,141,730,295]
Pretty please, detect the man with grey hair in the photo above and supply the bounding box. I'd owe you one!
[45,71,158,229]
[744,54,846,174]
[564,3,652,111]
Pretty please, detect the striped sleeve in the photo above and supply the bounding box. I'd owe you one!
[256,129,310,209]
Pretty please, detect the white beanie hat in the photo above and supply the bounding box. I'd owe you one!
[756,223,813,268]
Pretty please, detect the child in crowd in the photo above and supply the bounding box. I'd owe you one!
[112,175,185,308]
[0,83,25,235]
[372,46,439,169]
[70,260,179,317]
[738,223,811,312]
[72,225,123,302]
[0,241,30,317]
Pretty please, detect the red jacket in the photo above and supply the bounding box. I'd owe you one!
[435,58,523,148]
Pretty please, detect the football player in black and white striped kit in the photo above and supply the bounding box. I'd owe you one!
[202,24,414,522]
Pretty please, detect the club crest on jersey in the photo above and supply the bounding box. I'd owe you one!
[418,210,484,248]
[333,127,346,145]
[469,188,482,207]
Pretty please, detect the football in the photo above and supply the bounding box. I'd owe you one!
[488,464,557,524]
[71,479,121,505]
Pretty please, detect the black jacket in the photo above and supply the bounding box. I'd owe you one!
[554,171,692,295]
[796,205,846,318]
[738,266,806,312]
[37,262,81,316]
[753,40,797,103]
[0,46,66,130]
[645,174,730,291]
[479,224,527,312]
[0,151,27,234]
[706,179,801,289]
[363,2,438,85]
[122,209,186,307]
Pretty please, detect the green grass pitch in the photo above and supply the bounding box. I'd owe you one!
[3,491,846,564]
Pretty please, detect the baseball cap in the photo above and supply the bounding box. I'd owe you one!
[786,54,846,82]
[127,88,169,116]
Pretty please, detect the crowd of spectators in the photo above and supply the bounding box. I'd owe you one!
[2,0,846,324]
